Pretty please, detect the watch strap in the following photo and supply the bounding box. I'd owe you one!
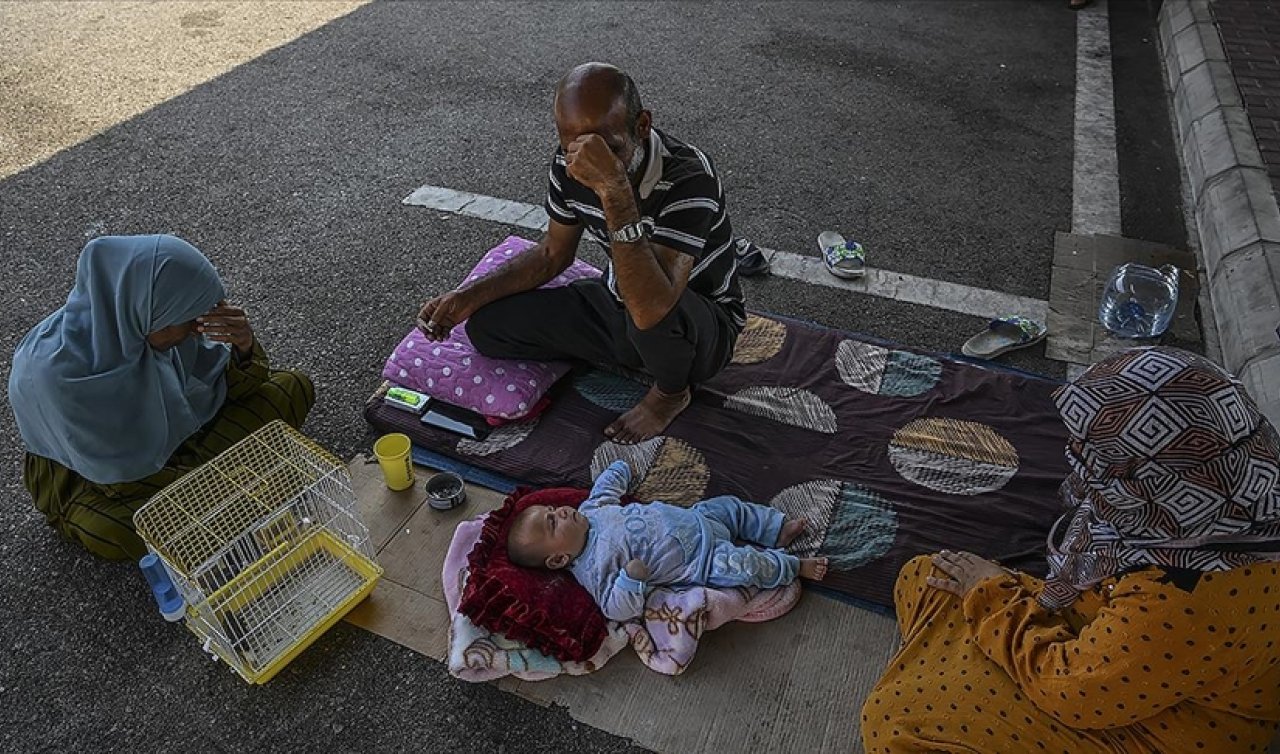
[609,221,647,243]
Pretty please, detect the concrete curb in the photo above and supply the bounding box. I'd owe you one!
[1160,0,1280,426]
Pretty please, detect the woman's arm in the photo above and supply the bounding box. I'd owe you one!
[224,339,269,402]
[964,570,1231,729]
[200,302,267,402]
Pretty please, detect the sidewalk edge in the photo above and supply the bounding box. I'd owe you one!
[1159,0,1280,426]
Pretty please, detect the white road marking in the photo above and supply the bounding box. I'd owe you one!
[763,250,1048,322]
[1072,0,1122,237]
[403,184,1049,322]
[1060,0,1121,376]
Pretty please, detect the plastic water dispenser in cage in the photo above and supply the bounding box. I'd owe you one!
[133,420,383,684]
[138,553,186,622]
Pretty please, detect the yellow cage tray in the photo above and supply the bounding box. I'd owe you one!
[193,529,382,684]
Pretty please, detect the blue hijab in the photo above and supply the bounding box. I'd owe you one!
[8,235,231,484]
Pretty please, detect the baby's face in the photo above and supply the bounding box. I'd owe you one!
[520,504,590,567]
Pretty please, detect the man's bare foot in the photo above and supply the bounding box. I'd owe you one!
[799,557,829,581]
[777,517,809,548]
[604,386,691,443]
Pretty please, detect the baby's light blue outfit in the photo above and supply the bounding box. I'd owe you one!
[569,460,800,621]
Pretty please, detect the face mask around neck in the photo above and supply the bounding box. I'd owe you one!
[626,142,646,178]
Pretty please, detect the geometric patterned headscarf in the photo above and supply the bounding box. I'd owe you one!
[1039,347,1280,610]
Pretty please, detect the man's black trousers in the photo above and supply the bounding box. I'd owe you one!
[465,278,737,395]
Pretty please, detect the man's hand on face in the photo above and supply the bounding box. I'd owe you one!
[564,134,628,197]
[417,290,477,342]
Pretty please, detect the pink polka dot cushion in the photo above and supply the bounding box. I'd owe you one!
[383,236,601,420]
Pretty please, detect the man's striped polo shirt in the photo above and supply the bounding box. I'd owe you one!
[544,127,747,330]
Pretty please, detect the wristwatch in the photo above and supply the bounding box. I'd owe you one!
[609,221,647,243]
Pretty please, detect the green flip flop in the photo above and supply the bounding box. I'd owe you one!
[961,315,1047,359]
[818,231,866,279]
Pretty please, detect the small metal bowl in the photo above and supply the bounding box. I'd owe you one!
[425,472,467,511]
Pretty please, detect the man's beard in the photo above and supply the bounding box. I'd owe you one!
[626,143,646,179]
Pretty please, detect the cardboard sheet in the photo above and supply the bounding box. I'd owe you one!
[342,457,899,753]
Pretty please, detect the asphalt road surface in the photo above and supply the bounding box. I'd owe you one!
[0,2,1183,751]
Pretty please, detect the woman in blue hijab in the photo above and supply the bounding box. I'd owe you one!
[8,235,315,560]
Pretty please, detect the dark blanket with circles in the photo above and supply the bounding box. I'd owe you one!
[366,313,1071,612]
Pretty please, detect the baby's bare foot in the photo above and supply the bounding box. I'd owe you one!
[777,517,809,548]
[799,557,828,581]
[604,386,691,444]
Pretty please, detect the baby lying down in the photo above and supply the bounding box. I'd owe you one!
[507,460,828,621]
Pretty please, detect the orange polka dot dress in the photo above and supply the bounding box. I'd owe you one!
[861,556,1280,753]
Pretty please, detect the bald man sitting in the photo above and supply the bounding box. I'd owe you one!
[418,63,765,442]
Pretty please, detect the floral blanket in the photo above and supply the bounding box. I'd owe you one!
[443,517,802,680]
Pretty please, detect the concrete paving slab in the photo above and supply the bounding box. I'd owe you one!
[1241,351,1280,427]
[1161,0,1280,425]
[1210,241,1280,372]
[1196,167,1280,275]
[1182,106,1266,196]
[341,457,899,754]
[1169,19,1227,86]
[1164,0,1214,42]
[501,594,897,754]
[1175,61,1245,131]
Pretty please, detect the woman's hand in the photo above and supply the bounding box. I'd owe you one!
[927,550,1011,598]
[197,301,255,357]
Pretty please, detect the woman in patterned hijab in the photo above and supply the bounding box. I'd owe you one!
[862,347,1280,754]
[1041,346,1280,608]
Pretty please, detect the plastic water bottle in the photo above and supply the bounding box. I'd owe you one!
[1098,263,1180,338]
[139,553,186,622]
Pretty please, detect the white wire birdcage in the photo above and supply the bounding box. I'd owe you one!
[134,420,382,683]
